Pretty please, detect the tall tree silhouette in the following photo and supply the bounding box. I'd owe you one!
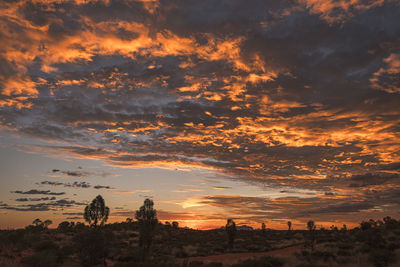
[288,221,292,231]
[307,220,316,251]
[77,195,110,266]
[136,198,158,260]
[226,219,237,250]
[307,220,316,231]
[84,195,109,227]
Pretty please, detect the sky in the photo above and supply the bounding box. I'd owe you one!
[0,0,399,230]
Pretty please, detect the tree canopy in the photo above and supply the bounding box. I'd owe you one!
[84,195,110,227]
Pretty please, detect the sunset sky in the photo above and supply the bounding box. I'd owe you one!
[0,0,399,230]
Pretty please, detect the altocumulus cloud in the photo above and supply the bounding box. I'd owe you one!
[0,0,399,221]
[0,199,87,212]
[39,180,113,189]
[11,189,66,196]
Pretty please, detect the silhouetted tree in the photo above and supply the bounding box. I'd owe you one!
[307,220,316,231]
[58,221,73,232]
[136,198,158,260]
[84,195,109,228]
[330,225,338,231]
[288,221,292,231]
[43,219,52,229]
[261,222,266,234]
[361,220,372,231]
[32,218,42,227]
[307,220,316,251]
[226,219,236,250]
[29,218,52,231]
[172,221,179,229]
[76,196,111,266]
[383,216,398,229]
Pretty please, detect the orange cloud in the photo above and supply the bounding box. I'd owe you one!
[299,0,385,23]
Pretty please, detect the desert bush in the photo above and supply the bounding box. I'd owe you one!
[368,247,396,267]
[114,257,178,267]
[187,261,223,267]
[188,261,204,267]
[296,249,336,263]
[1,230,32,250]
[337,242,353,250]
[114,247,142,262]
[295,263,321,267]
[74,222,87,231]
[20,249,62,267]
[74,229,108,266]
[33,239,58,251]
[337,248,352,257]
[175,247,188,258]
[58,221,74,233]
[58,244,75,258]
[212,246,225,254]
[246,244,262,251]
[182,245,198,256]
[311,250,336,262]
[232,255,284,267]
[189,262,223,267]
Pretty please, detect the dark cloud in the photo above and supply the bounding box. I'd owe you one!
[379,162,400,171]
[11,189,65,196]
[199,189,400,223]
[16,197,56,202]
[310,202,376,214]
[93,185,113,189]
[39,180,112,189]
[61,171,90,177]
[49,169,117,178]
[349,173,399,187]
[0,199,86,212]
[40,181,91,188]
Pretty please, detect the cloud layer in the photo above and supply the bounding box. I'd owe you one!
[0,0,399,224]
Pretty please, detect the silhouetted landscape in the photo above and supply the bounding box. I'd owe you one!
[1,195,399,266]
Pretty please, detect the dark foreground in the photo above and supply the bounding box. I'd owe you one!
[1,217,400,267]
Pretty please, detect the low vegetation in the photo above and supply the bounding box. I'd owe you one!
[1,195,399,266]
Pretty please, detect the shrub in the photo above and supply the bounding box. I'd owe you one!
[368,248,395,267]
[33,240,58,251]
[232,256,284,267]
[74,229,108,266]
[20,250,61,267]
[57,221,73,233]
[189,262,223,267]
